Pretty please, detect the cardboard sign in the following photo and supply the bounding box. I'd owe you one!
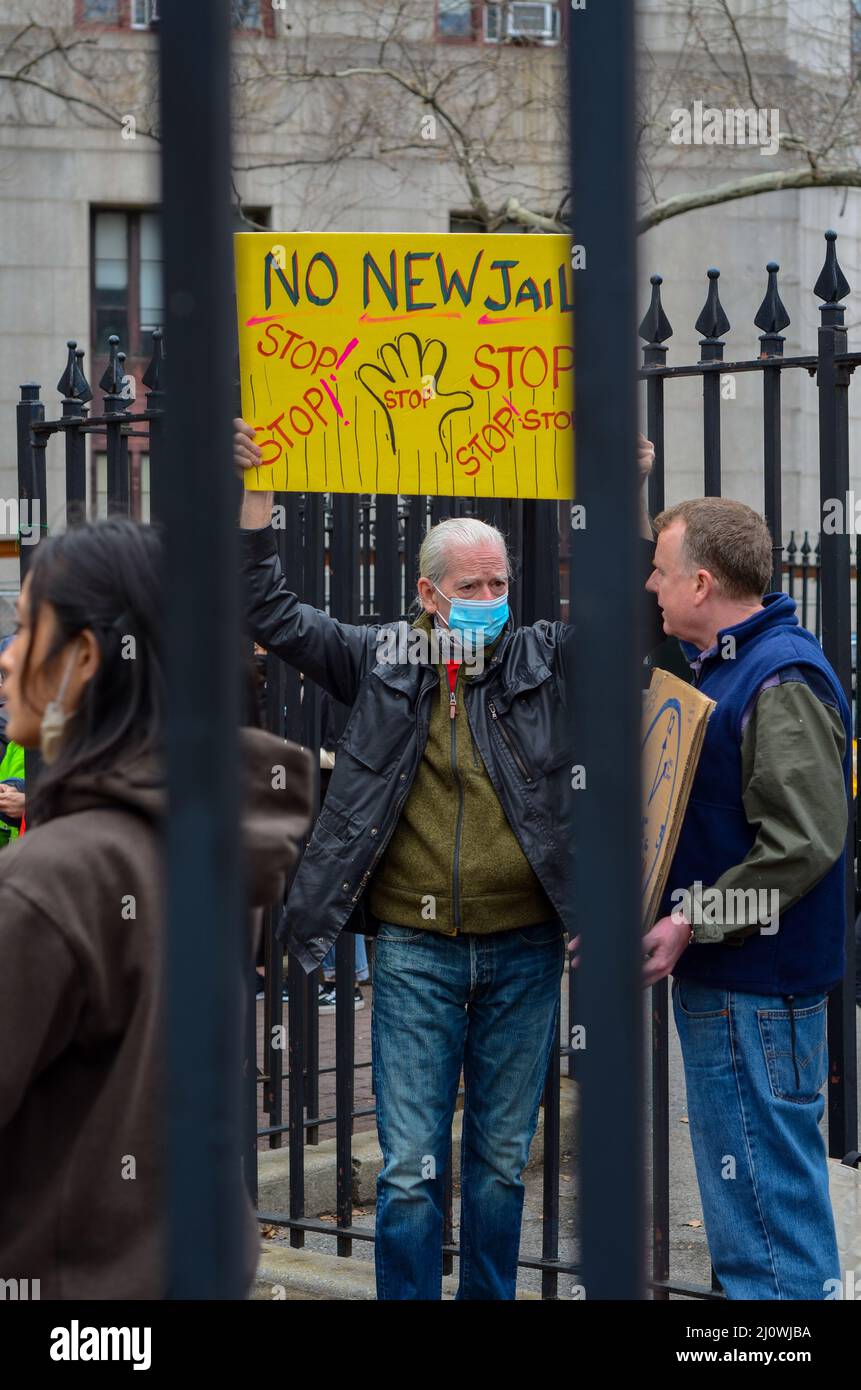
[641,669,716,929]
[234,232,574,499]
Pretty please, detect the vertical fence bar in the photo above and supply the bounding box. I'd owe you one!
[280,496,307,1237]
[856,534,861,907]
[442,1133,454,1278]
[540,1040,561,1300]
[16,382,46,801]
[521,501,560,624]
[143,329,166,524]
[568,0,644,1300]
[508,500,525,628]
[17,383,45,582]
[375,495,400,619]
[263,905,284,1136]
[639,274,674,1300]
[334,930,356,1257]
[785,531,796,601]
[280,493,307,1213]
[756,263,789,590]
[650,976,670,1298]
[403,495,425,613]
[801,532,811,631]
[331,494,359,625]
[815,535,822,641]
[287,947,307,1247]
[57,340,92,528]
[244,955,259,1207]
[696,269,729,497]
[161,0,244,1298]
[814,230,858,1161]
[262,568,288,1148]
[639,274,672,517]
[100,336,131,516]
[302,492,324,1146]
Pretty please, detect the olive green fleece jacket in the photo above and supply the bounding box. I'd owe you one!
[368,610,556,935]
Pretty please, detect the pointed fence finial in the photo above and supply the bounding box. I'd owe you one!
[754,262,790,337]
[813,230,850,304]
[57,340,93,404]
[695,268,731,341]
[142,328,165,393]
[99,335,125,397]
[638,274,673,345]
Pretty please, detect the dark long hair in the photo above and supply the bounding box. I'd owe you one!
[20,520,166,824]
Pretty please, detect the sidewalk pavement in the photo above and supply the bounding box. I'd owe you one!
[253,967,859,1299]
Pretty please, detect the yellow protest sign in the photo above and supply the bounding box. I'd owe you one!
[234,233,574,499]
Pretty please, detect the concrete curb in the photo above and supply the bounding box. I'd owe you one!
[252,1241,543,1300]
[257,1076,579,1216]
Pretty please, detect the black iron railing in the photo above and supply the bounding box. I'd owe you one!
[12,232,859,1302]
[640,229,860,1300]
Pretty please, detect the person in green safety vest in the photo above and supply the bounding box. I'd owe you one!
[0,633,25,846]
[0,739,25,846]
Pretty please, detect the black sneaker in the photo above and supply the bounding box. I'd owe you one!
[254,975,289,1003]
[318,985,365,1013]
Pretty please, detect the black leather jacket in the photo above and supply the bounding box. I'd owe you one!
[240,523,574,972]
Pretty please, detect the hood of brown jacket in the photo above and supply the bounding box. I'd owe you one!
[45,726,314,908]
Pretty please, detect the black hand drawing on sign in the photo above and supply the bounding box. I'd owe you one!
[645,714,675,809]
[356,332,473,459]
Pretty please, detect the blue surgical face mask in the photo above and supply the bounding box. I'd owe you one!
[433,583,510,642]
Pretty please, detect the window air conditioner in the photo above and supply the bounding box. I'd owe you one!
[507,2,558,43]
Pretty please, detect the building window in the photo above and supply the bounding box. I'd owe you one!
[79,0,122,22]
[130,0,158,27]
[484,2,561,45]
[439,1,476,40]
[79,0,272,32]
[439,2,562,45]
[233,0,264,30]
[92,204,269,360]
[93,209,164,359]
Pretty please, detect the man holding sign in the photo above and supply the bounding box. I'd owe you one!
[234,419,655,1300]
[644,498,850,1300]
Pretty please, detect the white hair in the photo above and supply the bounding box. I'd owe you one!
[418,516,511,588]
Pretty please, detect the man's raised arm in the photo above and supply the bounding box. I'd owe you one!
[234,418,374,706]
[236,420,274,530]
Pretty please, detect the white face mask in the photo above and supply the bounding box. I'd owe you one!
[40,644,80,765]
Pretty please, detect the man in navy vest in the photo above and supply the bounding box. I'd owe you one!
[642,497,850,1301]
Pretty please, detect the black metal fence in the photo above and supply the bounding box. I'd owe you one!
[12,230,859,1301]
[640,230,860,1298]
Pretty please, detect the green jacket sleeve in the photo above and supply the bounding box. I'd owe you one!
[687,678,848,943]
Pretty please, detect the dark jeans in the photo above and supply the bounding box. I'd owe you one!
[371,919,565,1300]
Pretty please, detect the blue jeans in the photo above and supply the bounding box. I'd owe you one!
[672,978,840,1299]
[322,932,369,982]
[372,920,565,1300]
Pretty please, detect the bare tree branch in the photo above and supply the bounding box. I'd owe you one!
[638,166,861,234]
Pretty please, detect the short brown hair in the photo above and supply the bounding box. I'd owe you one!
[653,498,773,600]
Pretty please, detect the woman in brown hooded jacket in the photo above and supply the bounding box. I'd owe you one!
[0,520,313,1299]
